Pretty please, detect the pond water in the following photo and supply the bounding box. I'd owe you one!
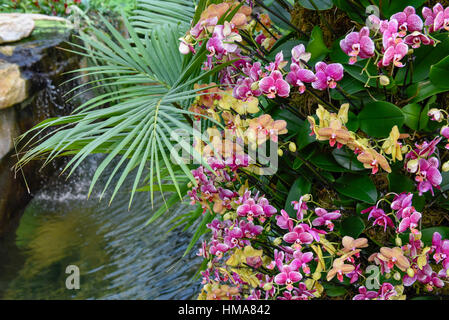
[0,156,202,299]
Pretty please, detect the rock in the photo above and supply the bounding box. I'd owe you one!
[0,61,28,109]
[0,108,18,160]
[0,15,35,44]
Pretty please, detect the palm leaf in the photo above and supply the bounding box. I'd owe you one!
[130,0,195,35]
[15,13,227,212]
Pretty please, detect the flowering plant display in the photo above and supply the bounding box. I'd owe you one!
[178,0,449,300]
[15,0,449,301]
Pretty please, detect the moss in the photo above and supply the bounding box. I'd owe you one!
[290,5,354,45]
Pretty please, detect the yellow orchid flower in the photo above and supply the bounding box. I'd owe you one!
[218,90,259,114]
[382,125,409,162]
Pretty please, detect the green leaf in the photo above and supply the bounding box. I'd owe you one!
[296,117,316,150]
[421,227,449,246]
[298,0,333,10]
[371,0,427,18]
[388,172,414,193]
[419,95,436,130]
[329,36,348,64]
[410,81,447,103]
[285,177,312,216]
[340,216,365,238]
[332,0,368,23]
[430,55,449,89]
[402,103,421,130]
[310,151,348,172]
[335,174,377,204]
[358,101,405,137]
[332,148,365,171]
[306,26,330,64]
[344,62,378,87]
[183,208,214,257]
[396,33,449,84]
[325,285,347,297]
[346,111,360,132]
[441,171,449,192]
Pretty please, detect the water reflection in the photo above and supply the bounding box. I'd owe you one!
[0,156,202,299]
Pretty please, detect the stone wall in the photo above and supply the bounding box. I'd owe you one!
[0,15,82,236]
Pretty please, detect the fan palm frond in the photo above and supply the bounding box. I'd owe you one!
[130,0,196,35]
[15,12,230,210]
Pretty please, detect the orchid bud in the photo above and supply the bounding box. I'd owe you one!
[289,142,297,153]
[441,125,449,139]
[406,159,419,173]
[251,81,259,91]
[273,237,282,246]
[302,194,312,201]
[385,272,391,279]
[263,282,273,291]
[407,268,415,278]
[443,161,449,172]
[407,48,414,55]
[278,148,283,157]
[393,272,401,281]
[401,145,408,154]
[428,108,443,122]
[379,75,390,86]
[395,237,402,246]
[223,213,231,220]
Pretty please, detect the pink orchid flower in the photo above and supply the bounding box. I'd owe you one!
[423,3,449,32]
[259,70,290,98]
[441,126,449,149]
[390,6,424,34]
[283,224,314,249]
[346,263,363,284]
[274,262,303,291]
[286,63,316,93]
[210,241,229,259]
[237,198,263,221]
[233,77,262,100]
[404,31,433,48]
[406,137,441,160]
[257,197,277,223]
[398,210,421,234]
[340,27,375,64]
[353,286,379,300]
[291,44,311,68]
[381,19,400,49]
[361,206,395,231]
[291,195,309,220]
[404,264,444,290]
[276,209,294,231]
[431,232,449,263]
[381,41,408,68]
[377,283,398,300]
[239,220,263,239]
[292,250,314,274]
[266,51,288,72]
[416,157,442,196]
[391,192,413,219]
[312,62,344,90]
[223,227,244,248]
[312,208,341,231]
